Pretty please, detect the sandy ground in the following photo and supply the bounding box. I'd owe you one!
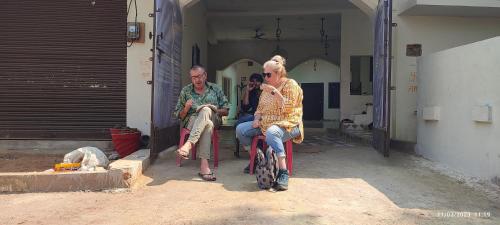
[0,129,499,225]
[0,151,63,172]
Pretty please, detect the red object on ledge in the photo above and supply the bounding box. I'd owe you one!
[109,128,123,135]
[110,128,141,158]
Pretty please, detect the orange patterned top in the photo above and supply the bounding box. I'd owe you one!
[256,78,304,143]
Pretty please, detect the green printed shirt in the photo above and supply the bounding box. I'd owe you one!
[174,82,230,126]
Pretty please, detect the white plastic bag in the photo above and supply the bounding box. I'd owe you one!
[63,146,109,171]
[63,149,84,163]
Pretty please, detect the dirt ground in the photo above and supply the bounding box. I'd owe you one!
[0,152,63,172]
[1,129,499,225]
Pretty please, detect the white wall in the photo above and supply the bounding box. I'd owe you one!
[390,2,500,143]
[208,40,341,82]
[416,37,500,182]
[217,66,236,120]
[219,58,342,121]
[289,59,341,120]
[217,59,263,119]
[340,10,374,120]
[126,0,209,136]
[207,9,373,123]
[181,1,208,86]
[126,0,154,135]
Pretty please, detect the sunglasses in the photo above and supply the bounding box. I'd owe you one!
[262,72,272,78]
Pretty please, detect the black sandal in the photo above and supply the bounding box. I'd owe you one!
[198,172,216,181]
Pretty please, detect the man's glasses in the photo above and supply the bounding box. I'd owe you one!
[262,72,272,78]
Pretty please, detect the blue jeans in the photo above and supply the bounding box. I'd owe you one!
[235,121,300,157]
[235,113,254,127]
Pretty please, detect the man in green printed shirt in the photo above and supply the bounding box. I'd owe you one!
[174,65,229,181]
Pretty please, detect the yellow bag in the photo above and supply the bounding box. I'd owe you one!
[54,163,81,171]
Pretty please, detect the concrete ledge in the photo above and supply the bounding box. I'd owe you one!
[399,0,500,17]
[0,149,150,193]
[108,149,150,188]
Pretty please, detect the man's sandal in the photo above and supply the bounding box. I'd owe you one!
[198,172,216,181]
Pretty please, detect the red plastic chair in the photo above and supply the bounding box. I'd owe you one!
[176,128,219,168]
[249,135,293,175]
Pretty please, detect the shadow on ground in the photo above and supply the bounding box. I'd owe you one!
[141,128,500,223]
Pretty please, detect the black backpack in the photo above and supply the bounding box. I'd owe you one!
[255,146,278,189]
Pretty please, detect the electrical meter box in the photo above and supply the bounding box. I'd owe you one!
[127,22,140,40]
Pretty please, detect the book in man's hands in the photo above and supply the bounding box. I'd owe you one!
[196,104,218,113]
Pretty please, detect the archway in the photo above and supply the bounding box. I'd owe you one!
[216,59,263,121]
[289,58,341,121]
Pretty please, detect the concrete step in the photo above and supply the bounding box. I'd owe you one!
[0,149,150,193]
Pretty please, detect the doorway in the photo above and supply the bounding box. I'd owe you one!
[301,83,324,120]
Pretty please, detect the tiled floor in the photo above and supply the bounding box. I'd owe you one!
[218,127,359,158]
[342,129,373,142]
[225,120,372,143]
[301,132,356,148]
[221,120,369,148]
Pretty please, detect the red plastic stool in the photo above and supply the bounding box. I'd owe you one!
[176,128,219,168]
[249,135,293,175]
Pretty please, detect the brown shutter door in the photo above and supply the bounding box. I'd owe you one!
[0,0,126,140]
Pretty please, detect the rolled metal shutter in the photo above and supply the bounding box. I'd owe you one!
[0,0,126,140]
